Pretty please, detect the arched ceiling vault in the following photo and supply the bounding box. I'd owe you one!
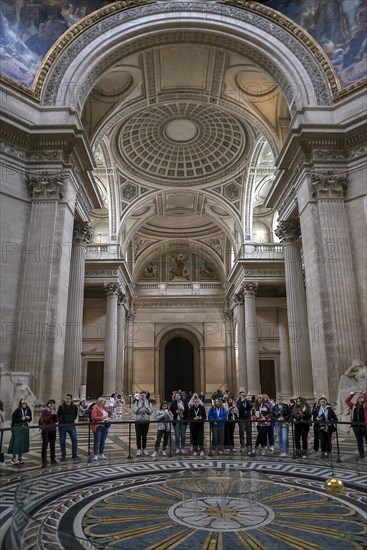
[56,0,333,285]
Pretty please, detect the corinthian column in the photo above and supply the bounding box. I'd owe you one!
[243,282,260,395]
[223,302,235,391]
[234,290,247,392]
[103,282,121,395]
[276,220,313,397]
[311,172,363,375]
[63,222,93,397]
[116,292,127,393]
[278,307,293,398]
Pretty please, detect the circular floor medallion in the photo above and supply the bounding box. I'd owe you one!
[168,496,274,531]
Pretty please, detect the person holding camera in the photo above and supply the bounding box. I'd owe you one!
[312,396,337,459]
[291,397,311,458]
[345,391,367,460]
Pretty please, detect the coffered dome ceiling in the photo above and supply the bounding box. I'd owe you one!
[115,102,248,186]
[87,42,287,284]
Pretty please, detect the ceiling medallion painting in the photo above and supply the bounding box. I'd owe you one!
[116,102,248,186]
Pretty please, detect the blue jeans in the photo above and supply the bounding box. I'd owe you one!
[174,422,187,449]
[59,425,78,458]
[277,423,289,454]
[93,425,109,455]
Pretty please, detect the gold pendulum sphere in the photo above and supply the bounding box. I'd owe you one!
[325,477,344,495]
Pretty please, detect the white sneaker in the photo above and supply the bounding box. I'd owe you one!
[99,453,107,460]
[143,449,149,456]
[269,446,274,452]
[261,448,266,456]
[162,450,167,456]
[93,455,99,461]
[302,454,307,459]
[151,451,157,458]
[218,450,224,455]
[175,449,181,455]
[181,449,186,455]
[136,449,142,456]
[200,450,204,457]
[193,452,198,456]
[248,449,256,456]
[11,458,19,465]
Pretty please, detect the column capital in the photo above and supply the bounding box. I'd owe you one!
[223,301,233,321]
[275,219,301,244]
[234,289,244,306]
[311,170,347,200]
[104,281,121,297]
[73,221,93,245]
[27,172,64,201]
[242,282,259,296]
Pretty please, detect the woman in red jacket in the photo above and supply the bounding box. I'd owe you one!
[345,391,367,460]
[90,398,112,461]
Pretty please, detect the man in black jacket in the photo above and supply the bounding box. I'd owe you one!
[237,391,253,452]
[57,393,79,461]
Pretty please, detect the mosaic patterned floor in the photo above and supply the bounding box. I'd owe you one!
[2,460,366,550]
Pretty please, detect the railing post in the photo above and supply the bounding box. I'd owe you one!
[334,421,342,463]
[291,420,296,458]
[127,421,132,459]
[87,420,91,462]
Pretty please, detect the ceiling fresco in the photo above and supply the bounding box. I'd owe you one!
[0,1,365,91]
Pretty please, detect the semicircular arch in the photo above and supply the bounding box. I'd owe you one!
[40,2,335,112]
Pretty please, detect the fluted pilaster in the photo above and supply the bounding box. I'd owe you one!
[311,171,363,377]
[275,220,313,397]
[14,173,74,401]
[63,222,93,397]
[243,282,260,395]
[103,282,121,395]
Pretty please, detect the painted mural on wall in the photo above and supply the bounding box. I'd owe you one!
[264,0,367,87]
[139,253,219,282]
[1,1,364,91]
[141,260,159,281]
[198,258,219,281]
[168,252,190,281]
[0,1,114,87]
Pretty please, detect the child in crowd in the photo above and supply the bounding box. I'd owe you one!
[151,401,173,458]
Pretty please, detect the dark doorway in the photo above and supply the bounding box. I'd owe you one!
[259,359,276,397]
[165,337,194,400]
[86,361,104,399]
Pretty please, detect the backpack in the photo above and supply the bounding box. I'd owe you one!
[86,402,96,420]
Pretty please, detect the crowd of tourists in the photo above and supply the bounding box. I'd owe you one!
[0,388,366,468]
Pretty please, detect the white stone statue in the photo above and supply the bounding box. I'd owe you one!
[337,360,367,428]
[10,374,38,412]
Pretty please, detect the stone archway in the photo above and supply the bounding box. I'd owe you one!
[156,325,204,402]
[164,336,194,400]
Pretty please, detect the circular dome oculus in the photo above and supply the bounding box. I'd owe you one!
[116,102,248,186]
[164,119,199,142]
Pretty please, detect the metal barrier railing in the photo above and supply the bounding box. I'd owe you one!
[1,418,365,465]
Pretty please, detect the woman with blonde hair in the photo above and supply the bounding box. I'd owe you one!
[90,397,112,461]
